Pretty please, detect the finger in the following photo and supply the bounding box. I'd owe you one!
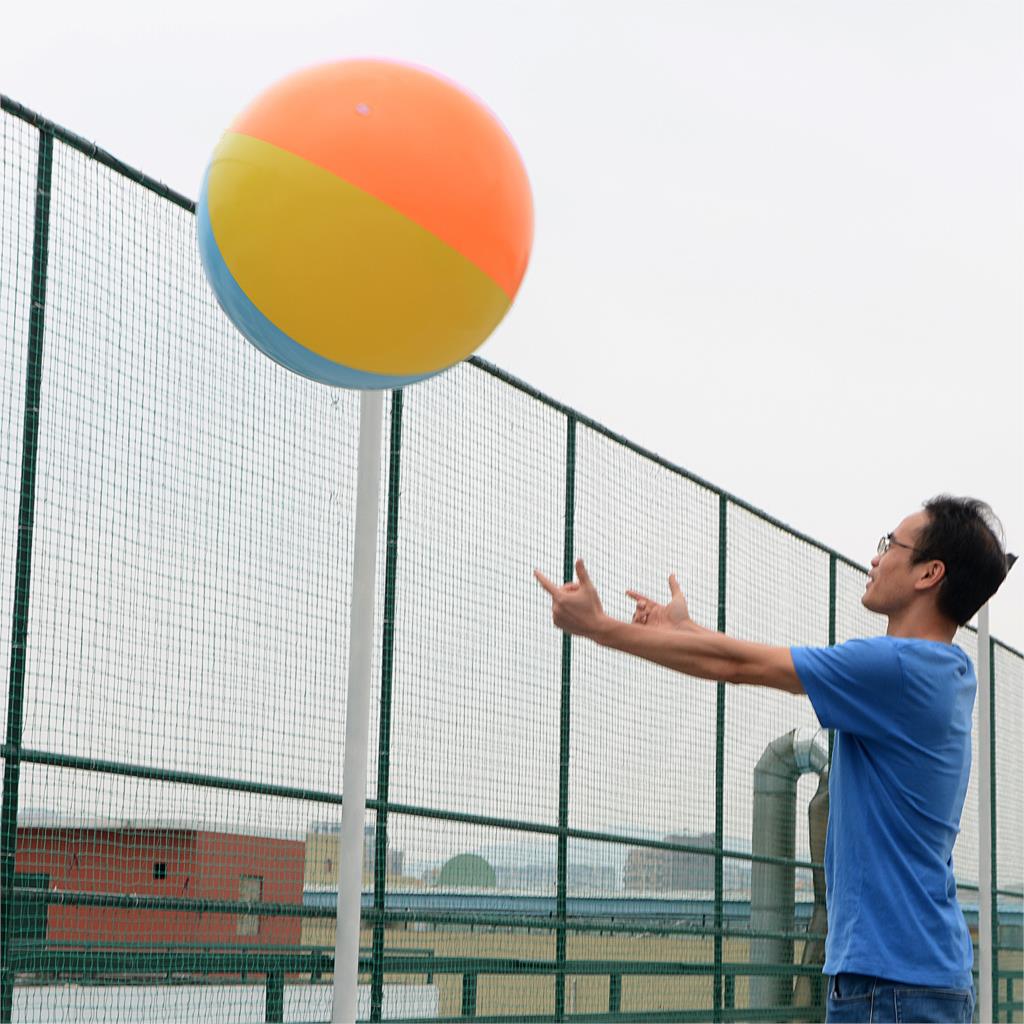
[668,574,682,597]
[575,559,593,587]
[625,589,653,605]
[533,569,558,596]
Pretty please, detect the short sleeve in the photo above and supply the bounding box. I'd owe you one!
[791,637,905,738]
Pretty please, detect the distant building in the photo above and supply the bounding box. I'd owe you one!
[14,823,304,946]
[624,833,717,893]
[300,825,410,948]
[303,824,404,888]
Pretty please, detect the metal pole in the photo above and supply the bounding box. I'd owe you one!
[554,414,576,1021]
[1,129,53,1024]
[332,389,385,1024]
[976,602,992,1024]
[370,391,404,1023]
[713,494,727,1022]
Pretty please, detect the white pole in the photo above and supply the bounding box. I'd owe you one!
[976,602,993,1024]
[332,389,385,1024]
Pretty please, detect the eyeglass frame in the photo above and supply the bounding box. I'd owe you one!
[877,533,922,558]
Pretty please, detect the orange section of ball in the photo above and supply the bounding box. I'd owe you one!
[230,59,533,301]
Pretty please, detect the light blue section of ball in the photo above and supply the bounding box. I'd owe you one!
[196,171,436,390]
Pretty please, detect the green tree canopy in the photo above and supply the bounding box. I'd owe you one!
[437,853,496,888]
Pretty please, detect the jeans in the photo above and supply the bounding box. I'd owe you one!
[826,973,975,1023]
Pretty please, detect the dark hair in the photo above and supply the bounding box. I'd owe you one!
[913,495,1015,626]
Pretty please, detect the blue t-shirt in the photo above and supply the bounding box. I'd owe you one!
[791,636,975,988]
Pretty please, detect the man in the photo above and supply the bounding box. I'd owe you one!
[535,495,1013,1024]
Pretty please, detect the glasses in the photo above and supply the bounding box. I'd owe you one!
[877,533,920,557]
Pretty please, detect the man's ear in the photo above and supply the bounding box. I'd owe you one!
[914,560,946,593]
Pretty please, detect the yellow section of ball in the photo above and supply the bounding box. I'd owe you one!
[206,132,511,376]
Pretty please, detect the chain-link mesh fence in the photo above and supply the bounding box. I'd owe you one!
[2,96,1021,1023]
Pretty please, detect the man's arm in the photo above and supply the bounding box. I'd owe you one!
[593,617,803,694]
[535,559,804,695]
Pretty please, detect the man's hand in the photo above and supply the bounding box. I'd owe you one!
[535,560,802,694]
[626,574,693,631]
[533,559,611,641]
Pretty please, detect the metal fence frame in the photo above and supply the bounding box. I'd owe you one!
[1,94,1021,1024]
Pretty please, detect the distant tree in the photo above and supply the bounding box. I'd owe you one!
[436,853,497,888]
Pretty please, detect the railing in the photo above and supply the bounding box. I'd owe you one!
[1,92,1021,1023]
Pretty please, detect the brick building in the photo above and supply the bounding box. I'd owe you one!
[14,821,304,946]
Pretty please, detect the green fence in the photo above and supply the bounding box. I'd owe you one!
[1,95,1021,1023]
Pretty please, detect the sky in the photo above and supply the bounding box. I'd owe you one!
[3,0,1021,653]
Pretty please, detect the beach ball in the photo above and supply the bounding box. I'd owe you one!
[197,59,533,389]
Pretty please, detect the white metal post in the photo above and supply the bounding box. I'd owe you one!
[332,389,385,1024]
[977,602,993,1023]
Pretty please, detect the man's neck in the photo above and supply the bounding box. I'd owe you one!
[886,606,957,644]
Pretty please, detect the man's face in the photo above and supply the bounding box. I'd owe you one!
[862,510,931,616]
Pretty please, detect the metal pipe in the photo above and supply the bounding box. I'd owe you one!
[793,767,829,1016]
[749,728,828,1010]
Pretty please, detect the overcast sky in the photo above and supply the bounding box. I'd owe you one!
[3,0,1021,648]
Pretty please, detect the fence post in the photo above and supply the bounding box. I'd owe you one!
[827,555,837,765]
[978,605,993,1023]
[555,414,577,1021]
[265,970,284,1023]
[462,973,478,1017]
[1,128,54,1024]
[822,551,837,1022]
[988,633,999,1021]
[713,495,728,1023]
[370,391,404,1023]
[608,973,621,1012]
